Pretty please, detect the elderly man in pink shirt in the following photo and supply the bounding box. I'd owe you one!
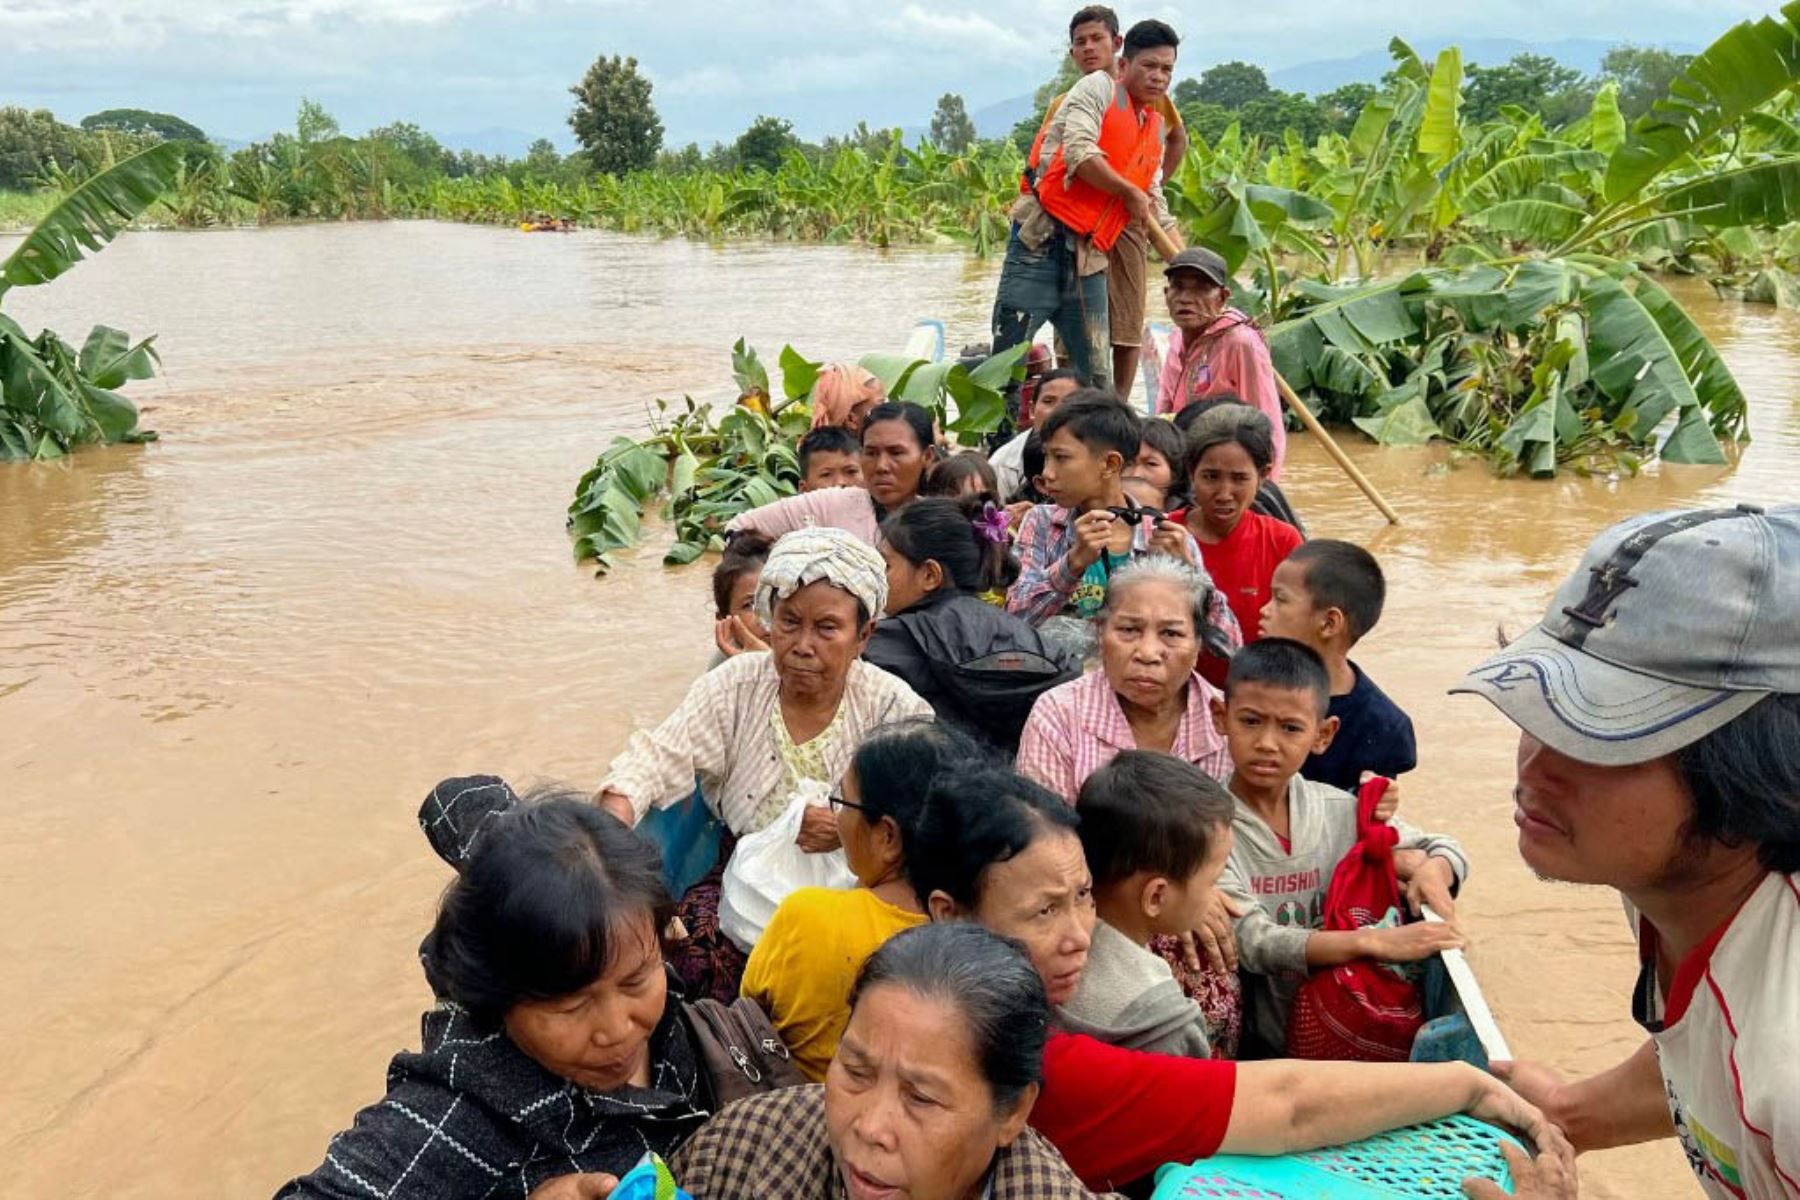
[1154,247,1285,480]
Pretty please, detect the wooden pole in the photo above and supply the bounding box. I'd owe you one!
[1143,221,1402,526]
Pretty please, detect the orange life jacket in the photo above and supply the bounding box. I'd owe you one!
[1031,81,1164,253]
[1019,94,1065,195]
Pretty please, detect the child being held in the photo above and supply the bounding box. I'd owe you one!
[1259,539,1417,791]
[1213,639,1467,1056]
[1058,750,1236,1058]
[710,532,772,663]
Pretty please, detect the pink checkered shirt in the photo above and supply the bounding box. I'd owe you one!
[1017,668,1232,802]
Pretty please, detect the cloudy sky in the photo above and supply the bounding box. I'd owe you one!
[1,0,1775,149]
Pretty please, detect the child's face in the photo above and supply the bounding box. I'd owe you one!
[1212,681,1337,792]
[1030,377,1081,431]
[723,571,768,639]
[1151,823,1235,936]
[1040,427,1117,510]
[1120,476,1166,512]
[1259,558,1328,648]
[1189,440,1266,536]
[1127,446,1175,497]
[801,450,863,492]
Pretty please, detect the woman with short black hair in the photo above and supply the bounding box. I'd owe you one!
[676,922,1116,1199]
[276,780,712,1200]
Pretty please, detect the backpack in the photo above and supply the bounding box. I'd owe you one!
[683,997,808,1106]
[1285,777,1425,1062]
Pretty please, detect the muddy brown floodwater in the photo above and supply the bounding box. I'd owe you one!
[2,222,1795,1199]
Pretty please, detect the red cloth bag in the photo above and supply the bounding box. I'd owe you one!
[1285,776,1425,1061]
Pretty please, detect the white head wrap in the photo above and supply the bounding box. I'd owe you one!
[754,527,888,625]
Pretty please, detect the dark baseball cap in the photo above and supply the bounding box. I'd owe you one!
[1163,246,1230,287]
[1453,503,1799,765]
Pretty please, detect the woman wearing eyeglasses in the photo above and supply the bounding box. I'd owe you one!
[739,720,980,1081]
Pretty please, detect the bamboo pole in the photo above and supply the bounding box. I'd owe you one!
[1144,221,1402,526]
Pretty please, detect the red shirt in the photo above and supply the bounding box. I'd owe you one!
[1031,1031,1238,1191]
[1198,510,1304,646]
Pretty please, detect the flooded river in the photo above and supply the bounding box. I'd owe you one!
[2,222,1795,1199]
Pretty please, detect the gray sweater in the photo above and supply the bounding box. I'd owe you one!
[1219,773,1469,1052]
[1055,919,1213,1058]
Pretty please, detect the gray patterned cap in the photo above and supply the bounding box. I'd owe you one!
[1452,503,1799,765]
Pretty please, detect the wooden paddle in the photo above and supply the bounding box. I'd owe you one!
[1144,219,1402,526]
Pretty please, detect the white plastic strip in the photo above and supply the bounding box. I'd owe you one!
[1423,906,1513,1063]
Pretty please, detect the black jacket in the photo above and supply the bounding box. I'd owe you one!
[865,590,1079,752]
[274,778,714,1199]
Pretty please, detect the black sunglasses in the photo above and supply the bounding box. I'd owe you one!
[1105,501,1168,527]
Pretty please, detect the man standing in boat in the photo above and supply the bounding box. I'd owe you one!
[1455,503,1800,1199]
[990,17,1181,405]
[1017,7,1190,402]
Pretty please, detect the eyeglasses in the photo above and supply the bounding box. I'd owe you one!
[827,792,867,815]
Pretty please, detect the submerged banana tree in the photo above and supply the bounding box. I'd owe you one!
[568,339,1026,572]
[0,141,184,459]
[1174,8,1800,475]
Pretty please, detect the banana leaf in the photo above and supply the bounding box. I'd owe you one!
[1656,158,1800,228]
[78,325,160,390]
[1604,3,1800,204]
[1418,48,1464,167]
[1581,275,1707,449]
[778,345,821,401]
[0,141,187,294]
[1354,385,1441,445]
[1466,198,1589,244]
[1590,83,1627,156]
[1631,276,1749,439]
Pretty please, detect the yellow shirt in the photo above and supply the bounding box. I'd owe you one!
[740,886,929,1081]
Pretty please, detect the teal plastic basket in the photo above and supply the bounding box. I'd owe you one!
[1152,1115,1520,1199]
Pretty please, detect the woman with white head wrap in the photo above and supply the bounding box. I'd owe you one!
[599,527,933,999]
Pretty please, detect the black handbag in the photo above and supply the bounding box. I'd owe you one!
[683,997,808,1106]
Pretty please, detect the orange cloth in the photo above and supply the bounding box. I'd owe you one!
[809,363,885,431]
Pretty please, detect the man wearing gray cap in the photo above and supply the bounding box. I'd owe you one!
[1154,247,1285,479]
[1454,503,1800,1199]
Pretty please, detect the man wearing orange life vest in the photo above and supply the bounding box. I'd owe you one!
[991,18,1181,403]
[1028,7,1189,402]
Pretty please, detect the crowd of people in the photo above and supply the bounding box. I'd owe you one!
[274,6,1799,1199]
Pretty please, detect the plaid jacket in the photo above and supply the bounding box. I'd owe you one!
[276,778,714,1199]
[1006,505,1242,652]
[671,1084,1122,1199]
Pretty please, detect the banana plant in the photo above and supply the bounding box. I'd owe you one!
[1,142,183,459]
[567,339,1027,572]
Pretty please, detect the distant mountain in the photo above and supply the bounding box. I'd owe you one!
[1266,37,1700,95]
[970,92,1037,139]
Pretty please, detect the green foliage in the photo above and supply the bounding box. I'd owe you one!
[1602,44,1699,120]
[1463,54,1593,124]
[930,94,977,155]
[1,141,187,293]
[0,150,176,458]
[1191,62,1274,110]
[81,109,207,143]
[568,54,664,175]
[733,116,800,175]
[567,340,1026,571]
[0,106,161,190]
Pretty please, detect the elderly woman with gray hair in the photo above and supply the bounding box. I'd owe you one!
[1015,553,1246,1054]
[599,526,933,999]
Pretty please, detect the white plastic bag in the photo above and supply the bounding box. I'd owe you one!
[718,779,855,953]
